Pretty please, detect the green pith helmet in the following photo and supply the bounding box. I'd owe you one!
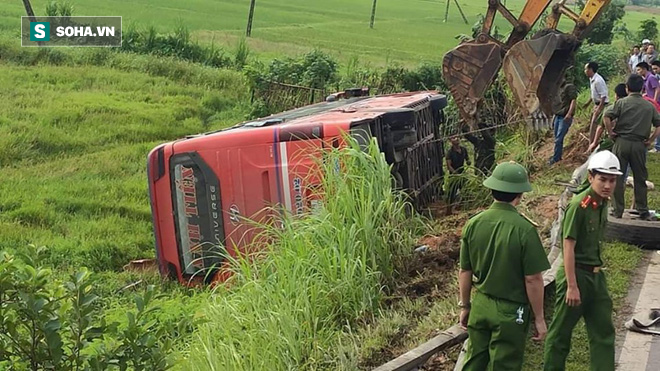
[483,161,532,193]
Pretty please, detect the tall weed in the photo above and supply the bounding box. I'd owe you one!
[234,37,250,70]
[185,138,423,370]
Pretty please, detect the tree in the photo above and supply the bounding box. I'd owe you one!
[577,0,626,44]
[638,19,659,44]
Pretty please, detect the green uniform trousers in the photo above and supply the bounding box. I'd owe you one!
[543,267,615,371]
[463,290,531,371]
[612,137,648,216]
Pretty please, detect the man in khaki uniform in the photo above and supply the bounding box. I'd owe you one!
[604,74,660,220]
[544,150,623,371]
[458,161,550,370]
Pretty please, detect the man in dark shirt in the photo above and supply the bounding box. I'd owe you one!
[464,123,496,175]
[603,74,660,220]
[446,135,471,210]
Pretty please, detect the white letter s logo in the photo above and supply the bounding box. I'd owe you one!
[35,24,45,39]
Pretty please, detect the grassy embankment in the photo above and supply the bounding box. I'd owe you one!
[0,39,253,365]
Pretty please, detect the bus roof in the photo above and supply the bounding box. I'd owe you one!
[193,91,445,137]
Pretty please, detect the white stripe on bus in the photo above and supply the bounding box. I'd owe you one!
[279,142,293,212]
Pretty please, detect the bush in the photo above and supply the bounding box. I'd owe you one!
[577,0,625,45]
[372,63,446,94]
[638,19,659,44]
[568,43,628,90]
[260,49,339,89]
[0,246,191,370]
[338,56,381,89]
[120,24,232,69]
[234,37,251,70]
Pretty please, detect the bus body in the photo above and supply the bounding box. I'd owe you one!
[147,90,447,284]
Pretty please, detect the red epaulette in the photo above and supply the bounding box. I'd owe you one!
[580,195,599,210]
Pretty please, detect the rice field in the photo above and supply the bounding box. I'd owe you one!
[1,0,655,66]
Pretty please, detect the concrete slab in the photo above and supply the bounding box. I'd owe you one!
[616,251,660,370]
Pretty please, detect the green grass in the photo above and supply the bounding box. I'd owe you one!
[2,0,656,68]
[3,0,650,67]
[0,53,250,272]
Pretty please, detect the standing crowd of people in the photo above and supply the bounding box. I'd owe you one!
[455,39,660,371]
[550,38,660,221]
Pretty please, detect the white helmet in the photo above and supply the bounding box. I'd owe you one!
[643,39,651,44]
[588,150,623,175]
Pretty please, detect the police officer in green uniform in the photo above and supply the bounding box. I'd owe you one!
[459,161,550,370]
[603,74,660,220]
[587,83,628,154]
[543,150,622,371]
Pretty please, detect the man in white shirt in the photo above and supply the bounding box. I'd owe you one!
[582,62,609,144]
[629,45,642,73]
[643,44,659,64]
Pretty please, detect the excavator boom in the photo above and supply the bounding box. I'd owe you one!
[502,0,613,118]
[444,0,613,126]
[442,0,553,127]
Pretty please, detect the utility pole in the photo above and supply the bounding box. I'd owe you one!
[443,0,468,25]
[246,0,256,37]
[22,0,37,21]
[22,0,43,46]
[370,0,377,29]
[453,0,468,24]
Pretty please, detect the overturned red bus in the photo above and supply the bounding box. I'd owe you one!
[147,90,448,285]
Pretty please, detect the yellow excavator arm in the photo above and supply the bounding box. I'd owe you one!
[546,0,612,38]
[502,0,613,118]
[443,0,613,127]
[442,0,554,128]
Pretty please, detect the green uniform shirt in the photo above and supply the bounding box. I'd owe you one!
[460,202,550,304]
[562,186,608,266]
[603,93,660,142]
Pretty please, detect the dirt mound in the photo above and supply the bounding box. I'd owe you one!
[561,130,591,167]
[418,233,461,253]
[526,194,559,229]
[528,121,591,173]
[395,234,460,300]
[364,233,461,369]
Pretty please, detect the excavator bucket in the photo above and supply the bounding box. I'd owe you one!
[502,30,580,118]
[443,40,504,127]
